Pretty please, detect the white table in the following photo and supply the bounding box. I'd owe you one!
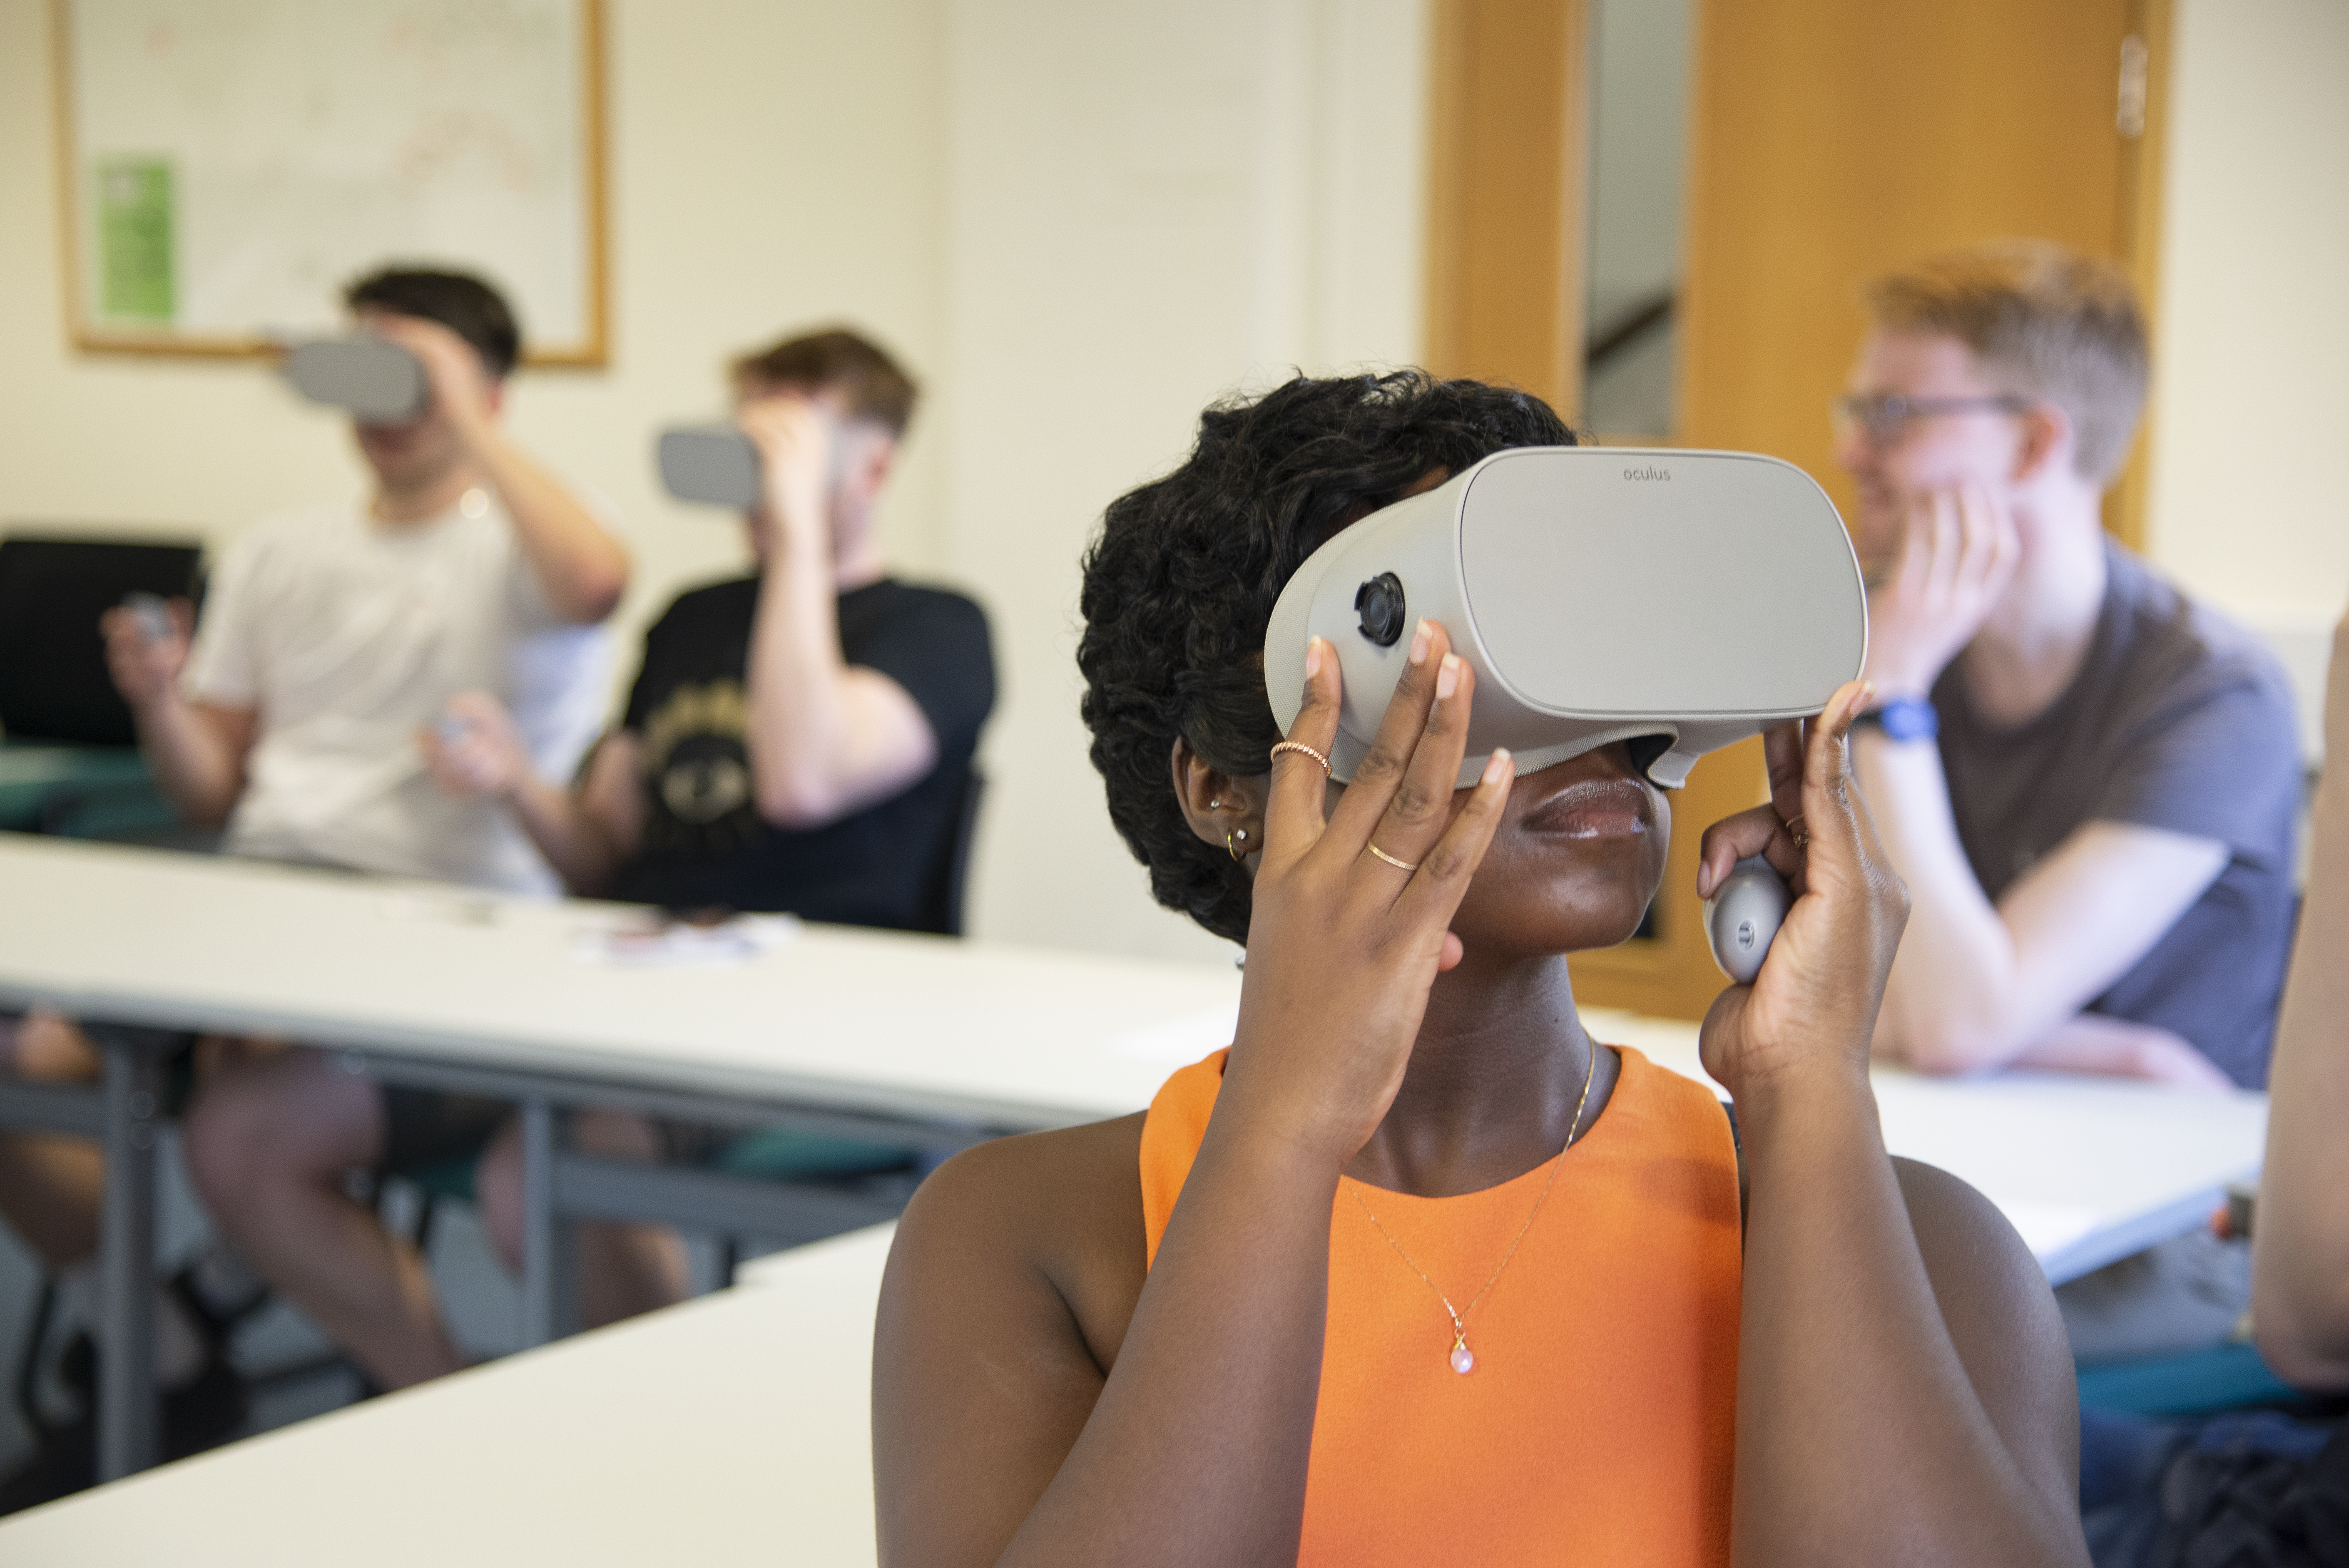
[0,833,1243,1476]
[0,1225,899,1567]
[1580,1010,2268,1283]
[0,835,2269,1479]
[0,1037,2271,1568]
[0,835,1235,1127]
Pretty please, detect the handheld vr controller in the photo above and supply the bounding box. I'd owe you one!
[1705,856,1791,984]
[120,591,175,645]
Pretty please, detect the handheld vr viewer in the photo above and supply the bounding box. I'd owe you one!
[658,425,763,510]
[1263,447,1867,791]
[284,338,428,424]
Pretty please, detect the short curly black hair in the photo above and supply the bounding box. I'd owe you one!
[1077,370,1575,943]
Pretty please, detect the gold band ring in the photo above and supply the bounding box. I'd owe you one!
[1783,814,1810,849]
[1270,740,1333,778]
[1367,843,1421,873]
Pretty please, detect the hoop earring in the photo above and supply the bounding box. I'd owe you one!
[1227,826,1250,861]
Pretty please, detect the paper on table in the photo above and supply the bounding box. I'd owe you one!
[1108,1005,1240,1067]
[569,914,801,968]
[376,889,504,926]
[1993,1200,2105,1260]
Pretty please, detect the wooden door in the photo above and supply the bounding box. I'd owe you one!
[1675,0,2170,543]
[1426,0,2171,1020]
[1423,0,1591,414]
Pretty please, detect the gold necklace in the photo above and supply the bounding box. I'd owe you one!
[1344,1043,1601,1377]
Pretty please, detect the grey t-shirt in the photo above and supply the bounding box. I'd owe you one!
[1933,543,2302,1088]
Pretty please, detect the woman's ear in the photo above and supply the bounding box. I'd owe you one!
[1170,737,1269,865]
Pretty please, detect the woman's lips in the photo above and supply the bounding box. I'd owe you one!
[1522,778,1652,840]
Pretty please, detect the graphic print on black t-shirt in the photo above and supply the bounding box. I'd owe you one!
[636,679,761,857]
[610,574,995,932]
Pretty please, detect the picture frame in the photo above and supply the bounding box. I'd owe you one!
[50,0,609,366]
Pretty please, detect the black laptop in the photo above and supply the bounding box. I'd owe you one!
[0,535,205,747]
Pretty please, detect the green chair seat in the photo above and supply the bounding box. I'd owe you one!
[2077,1341,2299,1417]
[396,1157,479,1206]
[714,1127,913,1182]
[0,741,156,834]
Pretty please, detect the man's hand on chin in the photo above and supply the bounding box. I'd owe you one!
[1861,482,2021,700]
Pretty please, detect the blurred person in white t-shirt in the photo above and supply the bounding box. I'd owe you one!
[0,271,666,1501]
[109,268,625,886]
[161,268,687,1392]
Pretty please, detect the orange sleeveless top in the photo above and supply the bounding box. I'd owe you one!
[1140,1045,1742,1567]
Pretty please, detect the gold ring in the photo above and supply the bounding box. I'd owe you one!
[1270,740,1332,778]
[1784,814,1810,849]
[1367,843,1420,872]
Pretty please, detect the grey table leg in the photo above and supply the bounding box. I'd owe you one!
[520,1097,575,1347]
[96,1038,164,1481]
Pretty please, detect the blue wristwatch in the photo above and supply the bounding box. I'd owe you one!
[1852,696,1938,742]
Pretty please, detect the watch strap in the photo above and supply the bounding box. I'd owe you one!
[1852,696,1939,742]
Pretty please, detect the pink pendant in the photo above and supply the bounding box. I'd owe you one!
[1449,1344,1475,1376]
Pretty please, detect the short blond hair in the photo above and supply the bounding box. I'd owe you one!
[1865,241,2148,483]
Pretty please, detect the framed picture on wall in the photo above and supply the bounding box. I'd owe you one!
[50,0,609,366]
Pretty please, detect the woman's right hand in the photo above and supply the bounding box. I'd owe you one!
[1219,620,1515,1167]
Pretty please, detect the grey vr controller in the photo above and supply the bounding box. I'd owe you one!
[658,426,762,510]
[284,338,429,424]
[121,591,175,645]
[1706,855,1790,984]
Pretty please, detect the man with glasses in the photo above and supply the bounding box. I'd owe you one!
[1836,241,2302,1359]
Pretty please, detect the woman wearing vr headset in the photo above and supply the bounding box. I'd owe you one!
[873,373,2088,1567]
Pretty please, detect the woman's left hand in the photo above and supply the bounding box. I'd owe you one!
[1693,680,1909,1102]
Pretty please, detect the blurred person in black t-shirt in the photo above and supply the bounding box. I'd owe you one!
[426,328,995,929]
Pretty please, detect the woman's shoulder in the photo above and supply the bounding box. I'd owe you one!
[885,1113,1151,1371]
[906,1113,1147,1242]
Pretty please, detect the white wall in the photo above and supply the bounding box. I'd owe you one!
[2144,0,2349,752]
[0,0,953,624]
[942,0,1429,962]
[8,0,2333,942]
[0,0,1429,964]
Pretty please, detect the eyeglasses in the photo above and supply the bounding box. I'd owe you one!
[1832,393,2033,445]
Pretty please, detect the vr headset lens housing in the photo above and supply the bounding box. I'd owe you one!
[1263,447,1868,790]
[284,338,429,425]
[658,425,764,510]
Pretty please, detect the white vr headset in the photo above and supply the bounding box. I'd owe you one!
[284,338,429,424]
[657,425,763,510]
[1264,447,1868,790]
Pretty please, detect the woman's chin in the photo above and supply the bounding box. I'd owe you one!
[1452,837,1666,956]
[1452,897,1655,962]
